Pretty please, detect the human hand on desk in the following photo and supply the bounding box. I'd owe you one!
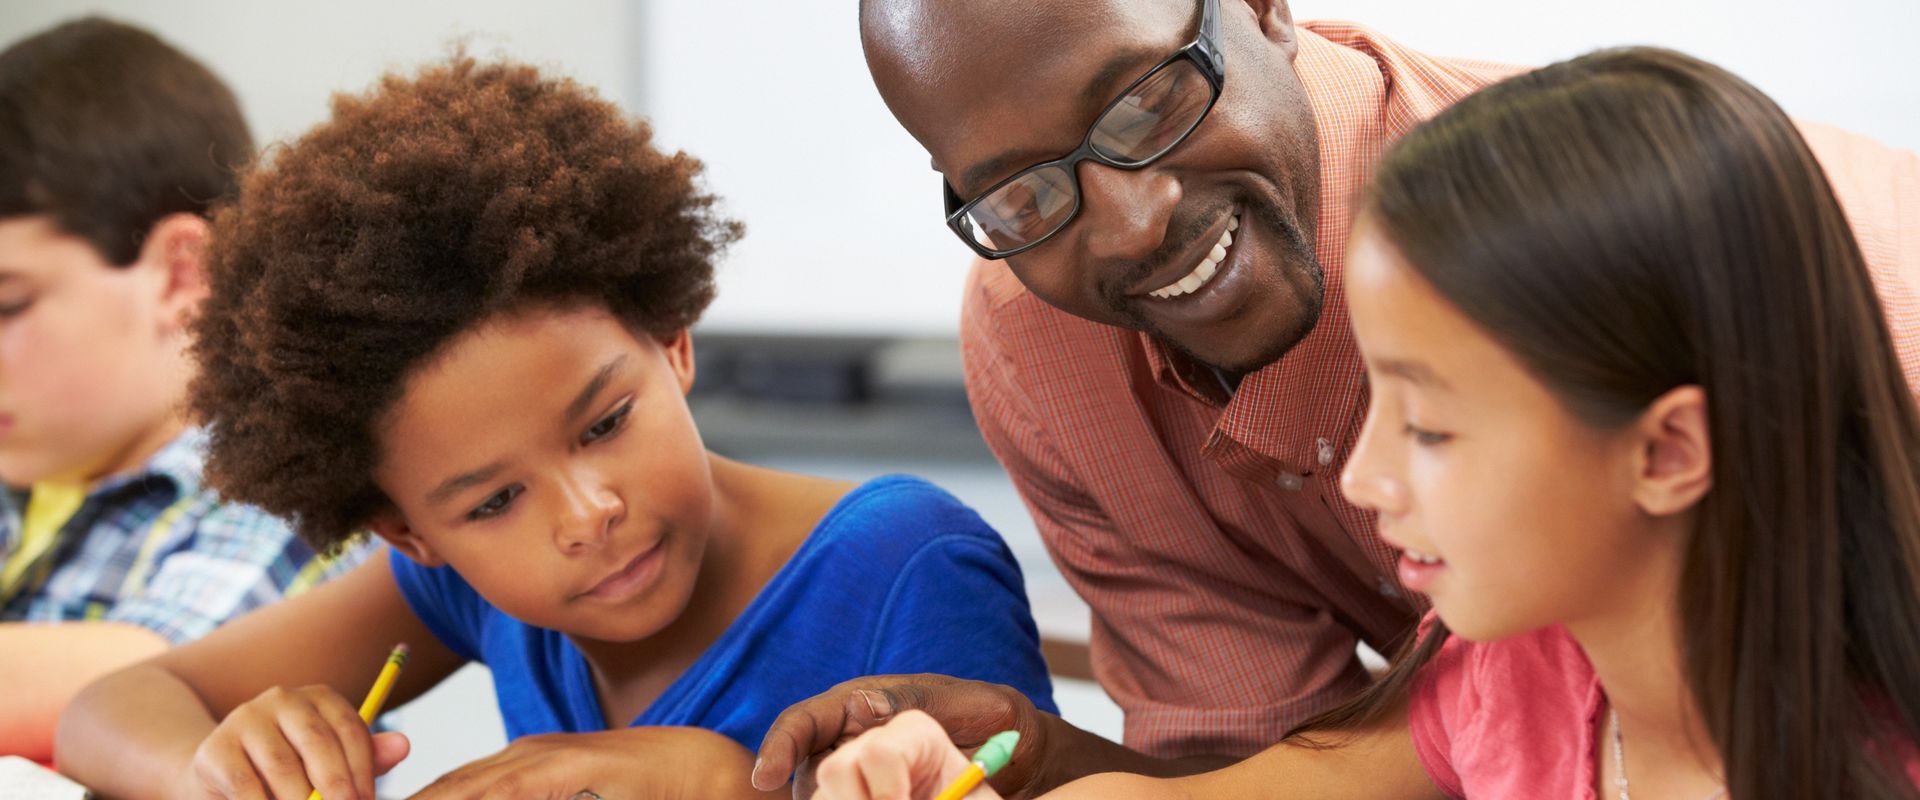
[753,674,1049,798]
[810,710,1005,800]
[405,725,770,800]
[175,683,410,800]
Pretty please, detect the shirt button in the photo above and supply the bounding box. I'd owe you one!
[1276,472,1304,491]
[1378,576,1399,597]
[1316,437,1335,466]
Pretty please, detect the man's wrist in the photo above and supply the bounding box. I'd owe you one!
[1028,713,1235,794]
[1026,710,1097,795]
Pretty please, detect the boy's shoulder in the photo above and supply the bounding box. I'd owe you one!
[97,428,293,545]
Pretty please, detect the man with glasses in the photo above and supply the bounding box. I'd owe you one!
[753,0,1920,796]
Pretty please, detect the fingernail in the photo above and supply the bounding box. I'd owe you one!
[858,689,894,718]
[750,758,772,791]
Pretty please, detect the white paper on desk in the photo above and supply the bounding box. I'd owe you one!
[0,756,89,800]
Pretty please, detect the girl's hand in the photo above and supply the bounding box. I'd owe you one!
[811,710,1003,800]
[406,725,771,800]
[176,684,410,800]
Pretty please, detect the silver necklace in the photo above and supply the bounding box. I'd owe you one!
[1610,707,1728,800]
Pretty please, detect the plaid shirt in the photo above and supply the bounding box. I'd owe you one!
[0,428,369,644]
[963,21,1920,758]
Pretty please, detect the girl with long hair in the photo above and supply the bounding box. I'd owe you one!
[806,45,1920,800]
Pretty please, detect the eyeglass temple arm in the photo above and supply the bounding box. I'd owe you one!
[1196,0,1224,72]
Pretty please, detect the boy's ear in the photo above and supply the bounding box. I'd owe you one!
[1631,385,1713,517]
[137,213,211,335]
[657,328,696,395]
[367,509,444,567]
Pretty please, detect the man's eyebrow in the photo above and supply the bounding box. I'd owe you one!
[957,149,1055,197]
[565,354,629,423]
[953,46,1166,195]
[1083,46,1163,106]
[1377,358,1454,391]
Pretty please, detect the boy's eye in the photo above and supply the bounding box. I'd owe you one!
[582,402,633,445]
[1404,424,1453,446]
[0,298,34,318]
[468,485,523,521]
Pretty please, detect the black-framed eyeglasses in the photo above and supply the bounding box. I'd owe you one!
[942,0,1225,260]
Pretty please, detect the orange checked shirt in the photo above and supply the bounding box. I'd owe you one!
[961,21,1920,758]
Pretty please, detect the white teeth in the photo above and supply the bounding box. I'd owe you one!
[1404,549,1443,565]
[1149,213,1239,300]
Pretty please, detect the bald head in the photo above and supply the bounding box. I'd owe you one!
[862,0,1189,79]
[860,0,1194,175]
[858,0,1328,373]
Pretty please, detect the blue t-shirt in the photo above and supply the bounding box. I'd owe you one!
[390,474,1057,746]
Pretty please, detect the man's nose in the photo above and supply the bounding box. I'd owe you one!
[1075,162,1182,263]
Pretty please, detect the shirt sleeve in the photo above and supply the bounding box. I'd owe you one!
[864,527,1059,716]
[960,261,1372,758]
[104,501,344,644]
[1406,614,1470,800]
[1798,123,1920,404]
[386,547,486,663]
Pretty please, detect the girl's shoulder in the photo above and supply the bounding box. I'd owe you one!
[806,474,1002,553]
[1410,619,1601,799]
[1420,621,1597,718]
[769,474,1023,609]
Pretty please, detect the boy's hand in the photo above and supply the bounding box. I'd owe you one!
[811,710,1003,800]
[405,726,770,800]
[754,675,1048,798]
[176,684,409,800]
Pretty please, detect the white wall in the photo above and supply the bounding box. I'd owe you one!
[1286,0,1920,152]
[3,0,1913,336]
[642,0,1920,334]
[0,1,641,145]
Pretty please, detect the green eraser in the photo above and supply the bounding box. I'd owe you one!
[973,730,1021,777]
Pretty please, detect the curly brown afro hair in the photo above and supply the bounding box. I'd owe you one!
[190,55,740,552]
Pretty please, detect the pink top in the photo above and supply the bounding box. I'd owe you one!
[963,19,1920,761]
[1407,617,1920,798]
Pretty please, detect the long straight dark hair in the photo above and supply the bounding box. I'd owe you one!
[1295,47,1920,798]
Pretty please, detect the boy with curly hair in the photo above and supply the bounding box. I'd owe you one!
[0,18,365,760]
[57,55,1055,799]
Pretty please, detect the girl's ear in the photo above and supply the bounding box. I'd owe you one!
[1630,385,1712,517]
[367,509,444,567]
[657,328,696,395]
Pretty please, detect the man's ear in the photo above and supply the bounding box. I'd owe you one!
[1631,385,1713,517]
[1239,0,1298,59]
[367,508,444,567]
[657,328,696,395]
[135,213,212,336]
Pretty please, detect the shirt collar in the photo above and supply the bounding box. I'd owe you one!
[1143,22,1472,472]
[0,427,207,543]
[89,426,208,504]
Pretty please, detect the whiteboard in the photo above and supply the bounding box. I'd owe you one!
[3,0,1914,335]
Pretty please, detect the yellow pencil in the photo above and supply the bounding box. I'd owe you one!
[308,643,410,800]
[933,730,1019,800]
